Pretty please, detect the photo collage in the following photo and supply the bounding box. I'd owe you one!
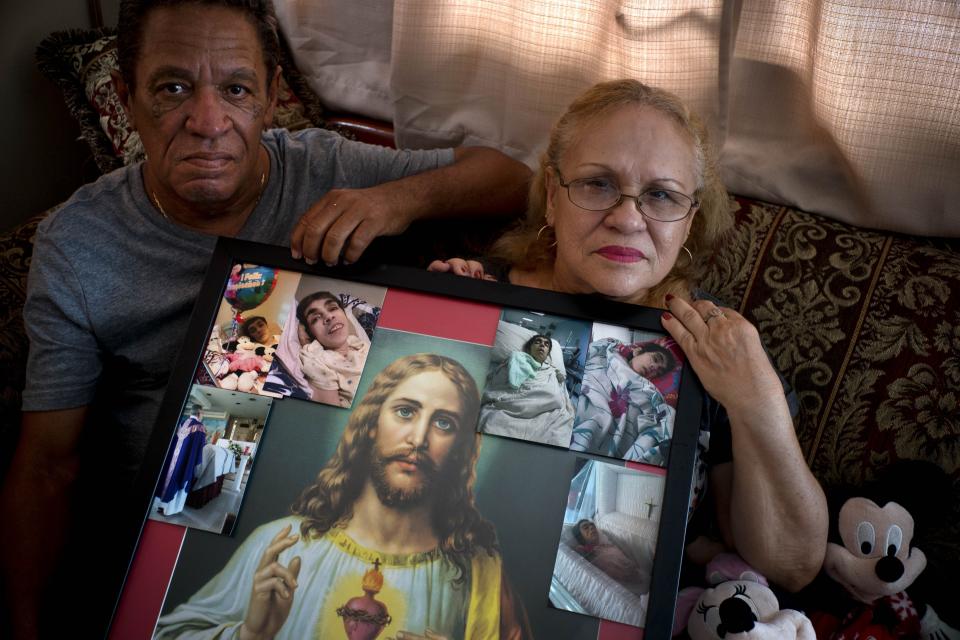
[129,263,691,640]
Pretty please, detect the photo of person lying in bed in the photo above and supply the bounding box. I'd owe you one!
[261,275,386,408]
[573,520,650,597]
[549,458,663,628]
[569,328,684,465]
[477,314,589,447]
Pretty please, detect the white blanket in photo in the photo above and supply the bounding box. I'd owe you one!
[570,339,675,463]
[478,360,575,448]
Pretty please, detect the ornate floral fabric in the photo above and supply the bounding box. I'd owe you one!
[35,28,327,174]
[701,198,959,485]
[701,197,960,609]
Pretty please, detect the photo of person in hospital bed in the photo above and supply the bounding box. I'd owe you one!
[477,313,589,448]
[570,324,684,465]
[549,458,663,628]
[263,275,386,408]
[572,519,650,596]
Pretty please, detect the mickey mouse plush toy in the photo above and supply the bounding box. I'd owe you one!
[809,460,959,640]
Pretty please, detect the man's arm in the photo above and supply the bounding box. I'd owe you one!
[0,407,87,640]
[290,146,531,266]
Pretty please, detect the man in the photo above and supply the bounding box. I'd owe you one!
[0,1,530,636]
[240,316,273,346]
[296,291,369,406]
[155,354,530,639]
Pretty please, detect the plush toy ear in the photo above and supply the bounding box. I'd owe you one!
[673,587,703,637]
[738,569,764,584]
[706,552,768,587]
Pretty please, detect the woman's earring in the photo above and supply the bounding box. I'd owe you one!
[537,224,558,248]
[679,245,693,268]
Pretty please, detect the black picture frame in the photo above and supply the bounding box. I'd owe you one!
[109,237,704,640]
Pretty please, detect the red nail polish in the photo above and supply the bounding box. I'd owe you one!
[665,293,674,302]
[662,312,673,320]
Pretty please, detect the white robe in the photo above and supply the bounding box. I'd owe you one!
[154,516,504,640]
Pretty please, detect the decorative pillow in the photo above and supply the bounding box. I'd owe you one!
[35,27,328,174]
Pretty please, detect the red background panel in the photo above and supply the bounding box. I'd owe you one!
[600,618,646,639]
[625,460,668,477]
[109,520,186,640]
[377,288,501,345]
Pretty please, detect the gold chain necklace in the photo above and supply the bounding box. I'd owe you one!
[151,171,267,221]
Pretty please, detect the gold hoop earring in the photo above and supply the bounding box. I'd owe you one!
[537,224,558,248]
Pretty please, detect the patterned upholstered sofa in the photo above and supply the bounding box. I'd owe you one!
[1,23,957,621]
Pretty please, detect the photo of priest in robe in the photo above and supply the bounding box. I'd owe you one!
[154,353,531,639]
[150,387,273,535]
[153,404,207,517]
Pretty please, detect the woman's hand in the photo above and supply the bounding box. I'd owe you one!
[427,258,497,280]
[660,296,782,418]
[239,524,302,640]
[662,295,828,590]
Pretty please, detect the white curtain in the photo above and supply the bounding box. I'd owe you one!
[278,0,960,236]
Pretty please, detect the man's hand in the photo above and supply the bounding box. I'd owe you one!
[239,524,302,640]
[427,258,497,280]
[291,187,414,267]
[291,146,531,267]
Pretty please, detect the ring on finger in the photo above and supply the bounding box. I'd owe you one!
[705,307,726,324]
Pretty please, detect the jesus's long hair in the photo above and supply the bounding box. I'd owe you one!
[291,353,497,581]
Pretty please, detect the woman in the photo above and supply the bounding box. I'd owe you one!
[479,332,576,447]
[430,80,827,591]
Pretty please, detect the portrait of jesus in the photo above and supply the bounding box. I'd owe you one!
[155,352,530,639]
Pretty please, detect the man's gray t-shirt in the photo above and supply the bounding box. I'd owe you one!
[22,127,453,474]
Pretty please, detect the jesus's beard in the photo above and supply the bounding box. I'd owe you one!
[369,447,439,509]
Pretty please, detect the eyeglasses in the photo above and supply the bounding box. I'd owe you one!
[556,171,698,222]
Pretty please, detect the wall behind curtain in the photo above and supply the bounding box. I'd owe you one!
[278,0,960,236]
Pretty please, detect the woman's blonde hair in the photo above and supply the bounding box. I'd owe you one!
[490,79,732,305]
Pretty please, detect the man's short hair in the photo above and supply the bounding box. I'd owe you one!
[117,0,281,90]
[190,403,203,415]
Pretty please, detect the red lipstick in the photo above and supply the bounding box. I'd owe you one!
[596,246,645,263]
